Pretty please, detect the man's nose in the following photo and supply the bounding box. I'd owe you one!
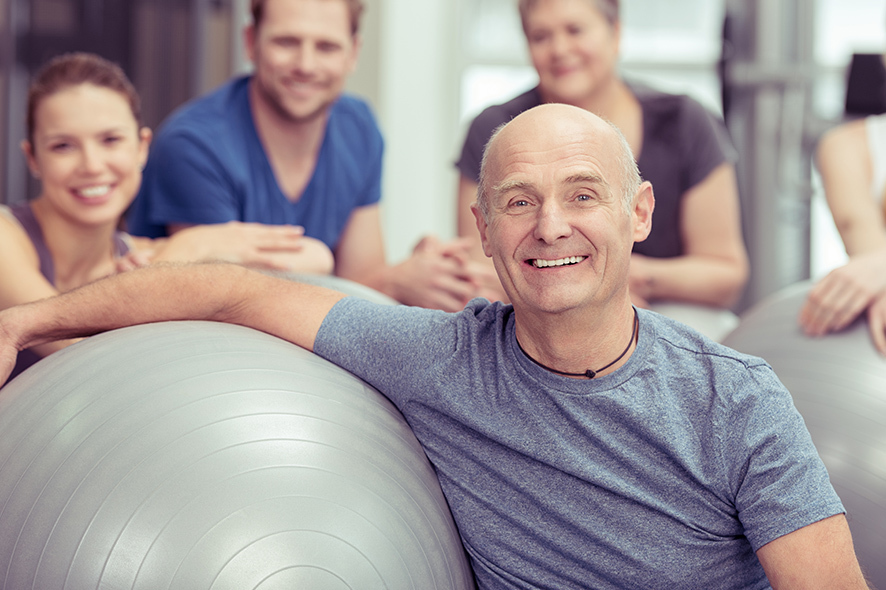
[293,44,318,74]
[533,202,572,243]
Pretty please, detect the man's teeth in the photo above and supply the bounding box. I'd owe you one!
[532,256,585,268]
[286,81,316,92]
[77,185,111,198]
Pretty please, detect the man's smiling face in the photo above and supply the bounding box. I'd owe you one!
[473,103,651,318]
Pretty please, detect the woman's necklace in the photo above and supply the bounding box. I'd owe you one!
[516,307,639,379]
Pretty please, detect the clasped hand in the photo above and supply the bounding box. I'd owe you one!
[393,236,502,312]
[628,253,654,309]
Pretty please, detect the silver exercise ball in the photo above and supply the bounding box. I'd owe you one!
[722,281,886,588]
[0,321,473,590]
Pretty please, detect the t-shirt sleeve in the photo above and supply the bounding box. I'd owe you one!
[313,298,459,408]
[720,363,844,551]
[357,116,383,208]
[136,129,242,229]
[679,97,738,189]
[455,107,511,183]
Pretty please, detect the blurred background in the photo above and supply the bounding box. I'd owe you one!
[1,0,885,312]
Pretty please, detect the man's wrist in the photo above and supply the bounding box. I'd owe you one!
[0,305,29,353]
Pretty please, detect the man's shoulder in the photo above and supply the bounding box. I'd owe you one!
[638,310,788,412]
[320,297,510,358]
[328,94,383,137]
[329,296,508,328]
[155,77,250,140]
[331,93,375,116]
[461,297,513,326]
[641,309,768,372]
[322,95,384,164]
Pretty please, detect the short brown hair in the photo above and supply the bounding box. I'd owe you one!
[251,0,365,36]
[518,0,619,32]
[27,52,141,144]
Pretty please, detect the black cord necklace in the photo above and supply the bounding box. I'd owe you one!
[516,307,639,379]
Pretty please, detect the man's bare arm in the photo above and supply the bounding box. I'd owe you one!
[0,263,346,384]
[756,514,871,589]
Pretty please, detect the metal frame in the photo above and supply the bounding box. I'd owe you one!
[724,0,819,308]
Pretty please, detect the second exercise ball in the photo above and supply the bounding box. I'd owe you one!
[723,281,886,588]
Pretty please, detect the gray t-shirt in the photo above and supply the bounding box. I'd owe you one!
[315,298,843,590]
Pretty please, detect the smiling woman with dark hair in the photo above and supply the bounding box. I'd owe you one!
[0,52,333,384]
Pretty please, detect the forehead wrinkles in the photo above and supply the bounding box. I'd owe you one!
[489,134,614,197]
[493,172,608,197]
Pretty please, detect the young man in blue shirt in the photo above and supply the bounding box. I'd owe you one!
[128,0,488,311]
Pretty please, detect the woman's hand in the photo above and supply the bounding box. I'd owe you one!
[865,290,886,355]
[147,222,335,275]
[114,249,153,273]
[799,250,886,337]
[463,258,508,303]
[628,253,653,308]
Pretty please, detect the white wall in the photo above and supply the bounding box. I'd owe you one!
[357,0,462,262]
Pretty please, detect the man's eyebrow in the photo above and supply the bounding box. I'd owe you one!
[492,173,609,195]
[492,179,536,195]
[564,173,607,187]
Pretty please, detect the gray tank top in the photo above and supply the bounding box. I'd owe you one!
[3,201,131,384]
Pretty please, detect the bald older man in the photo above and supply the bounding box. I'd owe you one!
[0,105,870,589]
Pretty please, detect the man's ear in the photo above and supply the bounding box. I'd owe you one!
[244,24,257,63]
[631,181,654,243]
[471,203,493,258]
[348,34,362,74]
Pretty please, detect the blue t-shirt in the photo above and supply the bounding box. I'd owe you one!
[127,76,383,250]
[315,299,844,590]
